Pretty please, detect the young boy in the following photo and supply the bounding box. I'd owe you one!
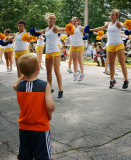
[13,54,55,160]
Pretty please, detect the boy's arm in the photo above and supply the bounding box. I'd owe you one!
[45,83,55,121]
[13,75,26,91]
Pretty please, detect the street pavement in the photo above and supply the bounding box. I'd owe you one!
[0,54,131,160]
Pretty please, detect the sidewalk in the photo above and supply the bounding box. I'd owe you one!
[0,54,131,160]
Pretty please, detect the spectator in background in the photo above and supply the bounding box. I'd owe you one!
[0,45,4,64]
[60,46,67,61]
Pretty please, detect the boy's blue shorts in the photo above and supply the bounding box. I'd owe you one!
[17,129,53,160]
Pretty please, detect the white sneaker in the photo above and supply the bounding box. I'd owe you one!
[10,68,13,72]
[7,68,10,72]
[103,70,110,75]
[74,73,79,81]
[67,69,73,73]
[77,74,85,81]
[115,72,118,76]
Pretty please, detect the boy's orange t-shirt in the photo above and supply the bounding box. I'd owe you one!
[17,79,50,131]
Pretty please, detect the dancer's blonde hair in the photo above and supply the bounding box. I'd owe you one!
[45,13,56,21]
[4,29,11,34]
[72,17,79,21]
[111,9,120,18]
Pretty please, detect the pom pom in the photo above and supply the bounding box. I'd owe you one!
[35,33,41,37]
[0,33,6,40]
[82,35,88,40]
[32,36,37,42]
[61,35,68,41]
[0,40,11,46]
[124,20,131,30]
[129,35,131,39]
[96,36,102,40]
[0,40,6,46]
[29,28,36,35]
[98,31,104,37]
[21,33,29,41]
[9,41,13,44]
[21,33,37,42]
[26,36,32,42]
[89,31,94,35]
[84,26,90,33]
[124,30,130,35]
[6,36,9,39]
[64,24,75,35]
[29,28,41,37]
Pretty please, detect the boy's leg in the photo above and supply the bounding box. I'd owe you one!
[17,129,33,160]
[31,130,53,160]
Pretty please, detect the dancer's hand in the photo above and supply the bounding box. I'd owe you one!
[36,29,46,35]
[9,36,15,41]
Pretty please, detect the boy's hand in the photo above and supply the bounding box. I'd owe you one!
[13,75,26,91]
[45,83,55,120]
[48,113,52,121]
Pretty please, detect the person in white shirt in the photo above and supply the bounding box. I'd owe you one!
[90,9,129,89]
[37,13,65,98]
[14,20,28,77]
[35,35,44,69]
[0,45,4,64]
[70,17,85,81]
[4,29,13,72]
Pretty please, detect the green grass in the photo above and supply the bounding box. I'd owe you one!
[83,58,131,65]
[126,61,131,65]
[83,59,96,63]
[126,57,131,65]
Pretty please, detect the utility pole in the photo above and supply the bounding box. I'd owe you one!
[84,0,89,47]
[84,0,88,26]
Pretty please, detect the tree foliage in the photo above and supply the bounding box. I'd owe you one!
[56,0,85,27]
[0,0,130,33]
[107,0,131,11]
[106,0,131,21]
[88,0,110,28]
[0,0,58,32]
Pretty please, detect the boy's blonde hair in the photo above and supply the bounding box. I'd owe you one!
[18,54,38,76]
